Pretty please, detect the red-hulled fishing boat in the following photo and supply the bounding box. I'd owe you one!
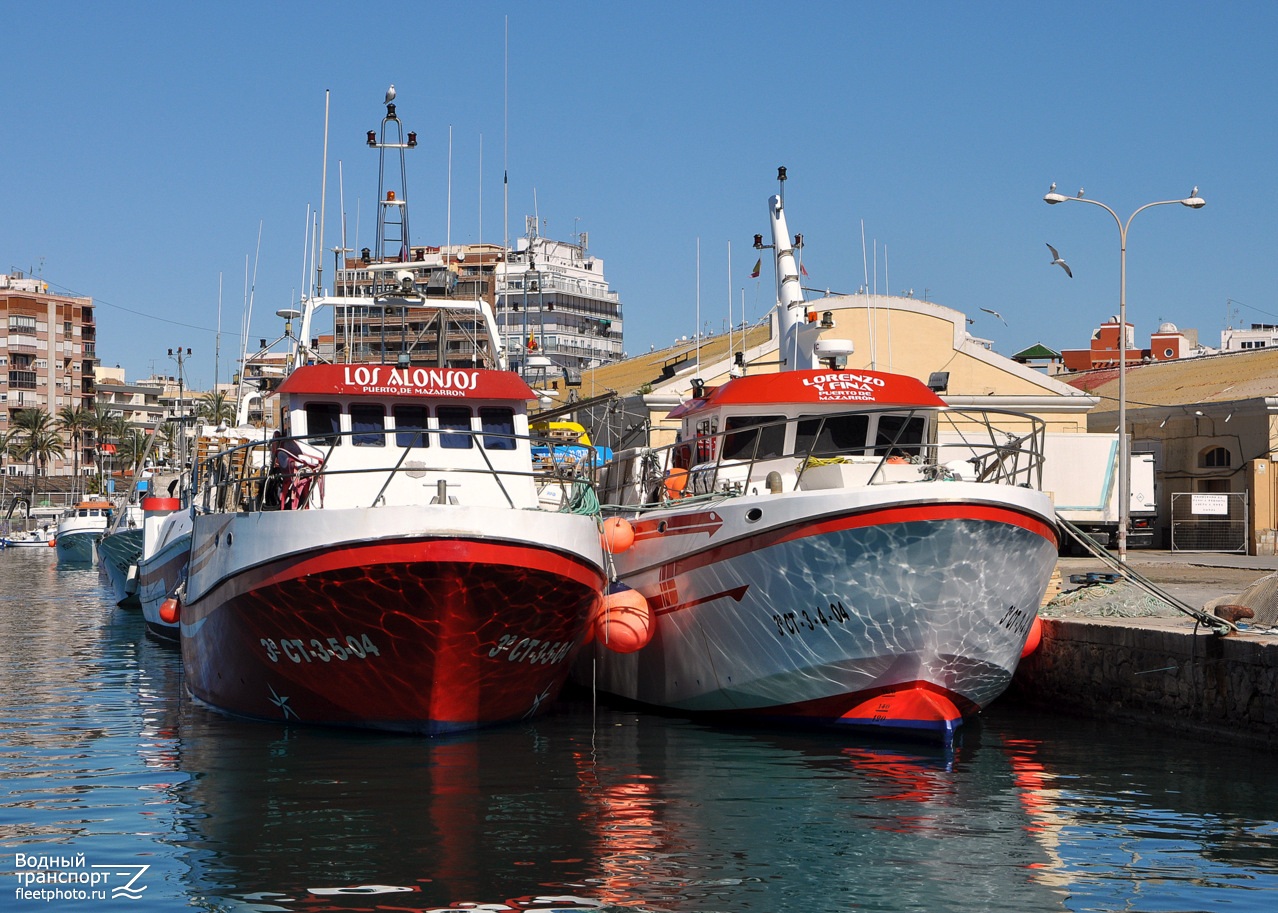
[178,91,607,733]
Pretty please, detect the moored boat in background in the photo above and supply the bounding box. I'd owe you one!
[98,501,145,606]
[137,482,191,643]
[54,500,114,565]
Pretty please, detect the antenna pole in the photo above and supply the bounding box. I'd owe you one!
[316,90,330,300]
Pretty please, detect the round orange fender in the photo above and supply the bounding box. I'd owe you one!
[663,468,689,500]
[601,517,636,554]
[1020,616,1043,658]
[596,586,653,654]
[159,597,181,625]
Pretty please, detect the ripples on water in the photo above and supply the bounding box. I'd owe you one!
[2,547,1277,912]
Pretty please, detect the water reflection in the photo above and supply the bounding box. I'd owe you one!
[4,549,1278,913]
[168,703,1074,912]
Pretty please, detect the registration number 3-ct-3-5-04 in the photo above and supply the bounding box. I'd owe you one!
[260,634,382,664]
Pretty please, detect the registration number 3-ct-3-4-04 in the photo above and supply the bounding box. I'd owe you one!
[260,634,381,664]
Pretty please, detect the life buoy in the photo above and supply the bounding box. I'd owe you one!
[663,468,689,499]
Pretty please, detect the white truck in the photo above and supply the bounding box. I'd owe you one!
[1039,432,1157,552]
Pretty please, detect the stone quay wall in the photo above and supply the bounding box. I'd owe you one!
[1009,617,1278,751]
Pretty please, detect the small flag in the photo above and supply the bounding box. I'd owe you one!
[800,262,809,277]
[527,334,537,351]
[749,258,761,279]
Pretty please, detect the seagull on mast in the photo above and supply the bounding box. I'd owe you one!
[979,307,1007,326]
[385,84,396,104]
[1046,243,1073,278]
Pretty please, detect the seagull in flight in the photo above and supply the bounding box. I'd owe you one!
[979,307,1007,326]
[1046,243,1073,278]
[385,84,396,104]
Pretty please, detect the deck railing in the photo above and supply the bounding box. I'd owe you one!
[195,427,606,515]
[599,404,1048,509]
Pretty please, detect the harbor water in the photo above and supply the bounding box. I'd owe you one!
[2,547,1277,912]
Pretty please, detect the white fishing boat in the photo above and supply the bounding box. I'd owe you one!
[54,499,114,565]
[175,90,608,733]
[580,174,1060,745]
[137,489,190,643]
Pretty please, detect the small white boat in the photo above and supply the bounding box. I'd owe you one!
[0,523,57,549]
[54,500,114,565]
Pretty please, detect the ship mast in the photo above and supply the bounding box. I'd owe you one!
[767,167,821,371]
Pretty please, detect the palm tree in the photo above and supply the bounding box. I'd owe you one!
[0,428,14,506]
[89,405,125,490]
[11,408,66,502]
[116,426,148,478]
[196,390,235,427]
[156,421,180,466]
[57,405,91,497]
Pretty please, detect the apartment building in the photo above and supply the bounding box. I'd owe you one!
[1,273,98,476]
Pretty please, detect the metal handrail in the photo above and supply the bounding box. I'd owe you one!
[197,426,604,514]
[629,403,1048,508]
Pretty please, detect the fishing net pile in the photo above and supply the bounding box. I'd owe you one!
[1204,571,1278,626]
[1042,577,1182,619]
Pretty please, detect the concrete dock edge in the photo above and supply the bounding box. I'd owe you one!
[1009,614,1278,751]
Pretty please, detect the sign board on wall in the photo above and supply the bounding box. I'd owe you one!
[1191,494,1230,515]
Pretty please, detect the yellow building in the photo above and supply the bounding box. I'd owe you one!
[579,293,1098,450]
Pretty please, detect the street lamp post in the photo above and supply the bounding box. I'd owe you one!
[1044,186,1205,565]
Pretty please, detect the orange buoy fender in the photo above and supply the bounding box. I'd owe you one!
[1020,616,1043,659]
[601,517,635,554]
[596,585,653,654]
[663,468,689,500]
[159,597,181,625]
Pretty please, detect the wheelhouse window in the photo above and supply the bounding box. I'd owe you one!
[873,414,926,457]
[393,404,429,449]
[305,402,342,446]
[480,407,516,451]
[796,414,870,457]
[350,404,385,447]
[437,406,473,450]
[720,415,786,461]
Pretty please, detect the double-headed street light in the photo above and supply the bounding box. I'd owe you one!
[1044,186,1205,565]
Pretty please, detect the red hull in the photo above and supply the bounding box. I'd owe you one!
[181,538,605,734]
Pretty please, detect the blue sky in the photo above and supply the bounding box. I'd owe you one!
[4,2,1275,390]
